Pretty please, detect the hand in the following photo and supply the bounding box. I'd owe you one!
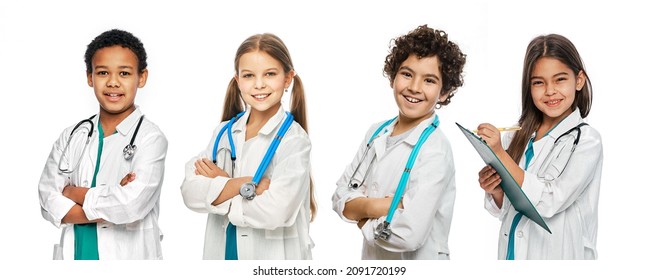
[476,123,504,154]
[195,158,229,178]
[256,178,271,195]
[357,219,367,229]
[478,165,503,196]
[120,172,136,187]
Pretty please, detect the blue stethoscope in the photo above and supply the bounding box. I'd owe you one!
[58,115,145,174]
[348,115,439,240]
[211,111,294,200]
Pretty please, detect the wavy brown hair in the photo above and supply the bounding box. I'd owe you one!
[383,24,466,106]
[221,33,316,220]
[507,34,593,163]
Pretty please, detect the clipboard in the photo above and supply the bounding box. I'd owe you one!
[456,122,551,234]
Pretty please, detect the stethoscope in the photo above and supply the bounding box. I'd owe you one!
[536,122,588,180]
[506,122,587,260]
[348,115,440,240]
[211,111,294,200]
[58,114,145,174]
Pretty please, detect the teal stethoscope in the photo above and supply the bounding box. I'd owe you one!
[211,111,294,200]
[58,115,145,174]
[348,115,439,240]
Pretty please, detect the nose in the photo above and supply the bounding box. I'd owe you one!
[107,74,119,88]
[546,83,558,96]
[254,76,266,89]
[408,77,422,94]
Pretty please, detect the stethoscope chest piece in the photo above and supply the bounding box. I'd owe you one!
[240,182,257,200]
[374,221,391,240]
[123,144,137,160]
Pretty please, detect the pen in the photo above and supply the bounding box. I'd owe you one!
[472,127,522,134]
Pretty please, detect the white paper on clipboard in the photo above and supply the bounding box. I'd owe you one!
[456,122,551,234]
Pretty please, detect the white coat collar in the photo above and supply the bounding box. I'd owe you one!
[545,108,584,141]
[373,113,439,157]
[115,107,144,136]
[91,106,143,136]
[232,104,286,136]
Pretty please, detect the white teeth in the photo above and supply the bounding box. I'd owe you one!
[547,100,560,105]
[404,96,421,103]
[253,94,269,99]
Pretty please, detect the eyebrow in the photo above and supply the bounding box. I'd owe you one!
[531,72,569,79]
[400,66,441,81]
[239,67,279,73]
[93,65,135,70]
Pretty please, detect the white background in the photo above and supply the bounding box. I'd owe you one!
[1,0,655,278]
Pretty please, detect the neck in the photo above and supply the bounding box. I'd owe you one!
[98,106,136,137]
[536,109,572,141]
[392,111,433,136]
[246,103,281,140]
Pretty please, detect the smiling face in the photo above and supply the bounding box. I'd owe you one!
[530,57,585,126]
[235,50,293,118]
[87,45,147,120]
[392,55,444,127]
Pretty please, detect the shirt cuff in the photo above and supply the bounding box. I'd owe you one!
[484,193,503,217]
[48,197,77,227]
[82,188,100,221]
[361,218,379,246]
[227,195,245,227]
[335,193,367,223]
[207,176,232,215]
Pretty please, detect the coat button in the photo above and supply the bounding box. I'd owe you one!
[516,231,524,238]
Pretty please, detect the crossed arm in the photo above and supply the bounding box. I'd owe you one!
[60,172,136,224]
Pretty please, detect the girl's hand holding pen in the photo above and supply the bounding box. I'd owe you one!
[475,123,505,154]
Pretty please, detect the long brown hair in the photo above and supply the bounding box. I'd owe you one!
[508,34,593,163]
[221,33,316,220]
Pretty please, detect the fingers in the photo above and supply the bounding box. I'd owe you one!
[120,172,136,187]
[201,158,215,167]
[478,166,502,194]
[194,159,209,176]
[256,178,271,195]
[475,123,496,136]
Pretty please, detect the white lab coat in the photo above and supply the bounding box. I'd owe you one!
[485,108,602,259]
[333,114,456,260]
[38,107,167,260]
[181,106,313,260]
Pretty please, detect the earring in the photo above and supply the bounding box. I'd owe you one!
[285,88,289,93]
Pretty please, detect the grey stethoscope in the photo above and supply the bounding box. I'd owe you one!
[58,115,145,174]
[536,122,588,180]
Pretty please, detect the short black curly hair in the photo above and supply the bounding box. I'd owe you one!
[84,29,147,74]
[384,25,466,106]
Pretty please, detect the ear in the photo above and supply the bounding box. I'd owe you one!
[138,69,149,88]
[575,70,586,91]
[87,72,93,87]
[438,90,449,103]
[284,70,295,88]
